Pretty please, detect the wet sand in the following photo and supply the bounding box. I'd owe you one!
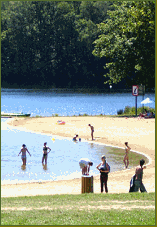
[2,116,155,197]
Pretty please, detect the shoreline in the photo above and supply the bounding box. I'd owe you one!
[2,116,155,197]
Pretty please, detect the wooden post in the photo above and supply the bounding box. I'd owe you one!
[81,176,93,193]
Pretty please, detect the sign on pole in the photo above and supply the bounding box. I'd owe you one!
[132,85,139,96]
[132,85,138,116]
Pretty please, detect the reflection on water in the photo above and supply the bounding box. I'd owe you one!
[43,164,48,171]
[21,165,26,171]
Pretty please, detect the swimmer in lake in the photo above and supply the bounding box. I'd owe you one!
[18,144,31,166]
[73,134,78,142]
[42,142,51,165]
[123,142,131,169]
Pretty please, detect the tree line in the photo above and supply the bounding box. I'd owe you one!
[1,1,155,90]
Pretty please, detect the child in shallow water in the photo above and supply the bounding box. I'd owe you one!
[18,144,31,165]
[73,134,78,142]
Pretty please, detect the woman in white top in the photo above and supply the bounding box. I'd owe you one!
[79,158,93,175]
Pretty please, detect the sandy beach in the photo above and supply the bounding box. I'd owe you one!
[2,116,155,197]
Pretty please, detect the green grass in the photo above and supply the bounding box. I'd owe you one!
[1,193,155,225]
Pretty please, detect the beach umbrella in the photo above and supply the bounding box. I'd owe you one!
[141,98,154,104]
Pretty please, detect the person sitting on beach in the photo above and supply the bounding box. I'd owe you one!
[133,159,147,192]
[96,155,110,193]
[18,144,31,166]
[42,142,51,165]
[123,142,131,169]
[73,134,78,142]
[139,109,148,118]
[145,111,154,118]
[79,158,93,175]
[88,124,94,140]
[151,112,155,118]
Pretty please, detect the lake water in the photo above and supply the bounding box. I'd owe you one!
[2,118,148,185]
[1,89,154,184]
[1,118,128,184]
[1,88,155,117]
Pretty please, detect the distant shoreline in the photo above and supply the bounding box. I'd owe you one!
[1,87,155,93]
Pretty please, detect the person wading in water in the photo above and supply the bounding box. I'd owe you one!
[42,142,51,165]
[18,144,31,166]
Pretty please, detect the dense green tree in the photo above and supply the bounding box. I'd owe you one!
[2,1,154,90]
[92,1,155,88]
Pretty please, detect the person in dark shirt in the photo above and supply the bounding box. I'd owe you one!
[96,155,110,193]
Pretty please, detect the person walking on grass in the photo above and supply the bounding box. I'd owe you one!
[79,158,93,175]
[134,159,147,192]
[96,155,110,193]
[88,124,94,140]
[18,144,31,166]
[123,142,131,169]
[42,142,51,165]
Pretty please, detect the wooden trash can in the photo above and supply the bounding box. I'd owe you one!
[81,175,93,193]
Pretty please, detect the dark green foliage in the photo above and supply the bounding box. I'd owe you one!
[1,1,155,90]
[93,1,155,89]
[117,109,124,115]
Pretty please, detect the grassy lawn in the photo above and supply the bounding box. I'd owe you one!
[1,192,155,225]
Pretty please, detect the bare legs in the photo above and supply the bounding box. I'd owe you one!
[91,132,94,141]
[123,158,129,168]
[82,166,88,175]
[22,158,26,165]
[42,155,47,165]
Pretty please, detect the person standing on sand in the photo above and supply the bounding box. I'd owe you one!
[123,142,131,168]
[42,142,51,165]
[96,155,110,193]
[79,158,93,175]
[134,159,147,192]
[88,124,94,140]
[18,144,31,166]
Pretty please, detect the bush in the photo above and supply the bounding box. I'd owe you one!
[123,106,155,115]
[124,106,131,114]
[117,109,123,115]
[52,113,59,117]
[83,113,88,116]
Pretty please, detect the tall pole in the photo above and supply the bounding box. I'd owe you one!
[135,96,137,116]
[143,85,145,112]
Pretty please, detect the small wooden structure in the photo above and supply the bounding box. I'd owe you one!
[81,175,93,193]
